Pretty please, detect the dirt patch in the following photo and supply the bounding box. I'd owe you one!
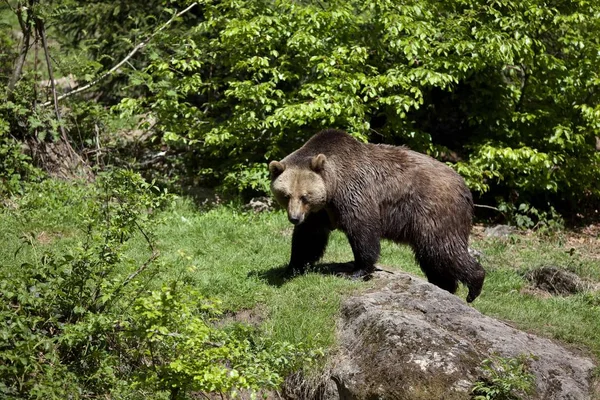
[195,388,281,400]
[525,266,586,296]
[36,231,63,245]
[218,306,266,328]
[280,227,293,237]
[565,224,600,261]
[519,286,554,299]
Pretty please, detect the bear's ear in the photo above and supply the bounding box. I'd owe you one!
[310,154,327,173]
[269,160,286,178]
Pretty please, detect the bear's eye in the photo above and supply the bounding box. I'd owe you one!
[283,193,290,199]
[300,195,308,203]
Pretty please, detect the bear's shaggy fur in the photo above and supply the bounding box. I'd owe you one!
[269,129,485,302]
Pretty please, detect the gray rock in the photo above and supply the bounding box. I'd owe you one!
[484,224,516,238]
[245,196,274,213]
[313,270,596,400]
[468,247,484,261]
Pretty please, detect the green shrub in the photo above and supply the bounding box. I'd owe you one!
[472,354,536,400]
[0,118,42,196]
[497,202,564,232]
[124,283,318,398]
[0,171,311,399]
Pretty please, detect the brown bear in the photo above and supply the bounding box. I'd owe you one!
[269,129,486,302]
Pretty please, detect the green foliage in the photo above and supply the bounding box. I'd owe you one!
[472,354,536,400]
[222,162,271,196]
[0,1,128,179]
[0,7,18,80]
[109,0,600,208]
[4,0,599,211]
[125,283,318,397]
[0,170,170,398]
[2,87,59,140]
[497,202,565,232]
[0,129,42,196]
[1,172,308,399]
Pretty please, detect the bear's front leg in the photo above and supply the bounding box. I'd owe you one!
[343,222,381,279]
[288,209,331,273]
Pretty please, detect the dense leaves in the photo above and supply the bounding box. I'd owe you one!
[2,0,599,214]
[114,0,600,212]
[0,172,312,399]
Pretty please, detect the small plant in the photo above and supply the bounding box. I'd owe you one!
[0,120,42,196]
[124,283,320,399]
[497,201,564,233]
[471,353,536,400]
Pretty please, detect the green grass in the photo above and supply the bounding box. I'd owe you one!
[2,180,599,360]
[142,202,364,348]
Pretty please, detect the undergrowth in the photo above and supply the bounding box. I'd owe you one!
[0,171,315,399]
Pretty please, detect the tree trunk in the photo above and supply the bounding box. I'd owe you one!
[7,3,33,99]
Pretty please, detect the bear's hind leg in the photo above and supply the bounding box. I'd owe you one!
[415,247,485,302]
[289,209,331,273]
[415,251,459,293]
[461,256,486,303]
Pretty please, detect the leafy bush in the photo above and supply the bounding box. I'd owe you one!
[125,283,318,398]
[4,0,599,213]
[0,170,169,398]
[112,0,600,210]
[0,171,312,399]
[472,354,536,400]
[0,131,42,196]
[497,202,565,232]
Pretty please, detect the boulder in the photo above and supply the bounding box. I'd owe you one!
[298,269,596,400]
[244,196,275,213]
[484,224,516,238]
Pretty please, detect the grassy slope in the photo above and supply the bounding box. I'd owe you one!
[1,185,599,360]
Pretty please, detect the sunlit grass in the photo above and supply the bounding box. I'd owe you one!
[2,183,599,358]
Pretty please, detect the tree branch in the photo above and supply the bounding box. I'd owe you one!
[41,2,198,107]
[7,3,33,99]
[2,0,16,13]
[99,220,159,313]
[473,203,502,212]
[36,17,71,152]
[474,203,507,219]
[120,220,159,288]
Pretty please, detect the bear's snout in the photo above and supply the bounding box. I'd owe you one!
[287,199,307,225]
[288,213,303,225]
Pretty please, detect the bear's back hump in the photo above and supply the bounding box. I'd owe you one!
[284,129,364,165]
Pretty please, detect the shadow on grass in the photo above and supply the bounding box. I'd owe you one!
[249,262,374,287]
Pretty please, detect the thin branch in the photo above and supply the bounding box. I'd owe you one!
[473,204,502,212]
[41,2,198,107]
[100,220,159,312]
[2,0,16,13]
[36,16,71,154]
[7,3,33,99]
[197,392,211,400]
[33,30,39,107]
[474,204,507,219]
[120,222,159,288]
[36,16,91,173]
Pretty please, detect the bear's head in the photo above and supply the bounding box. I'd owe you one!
[269,154,327,225]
